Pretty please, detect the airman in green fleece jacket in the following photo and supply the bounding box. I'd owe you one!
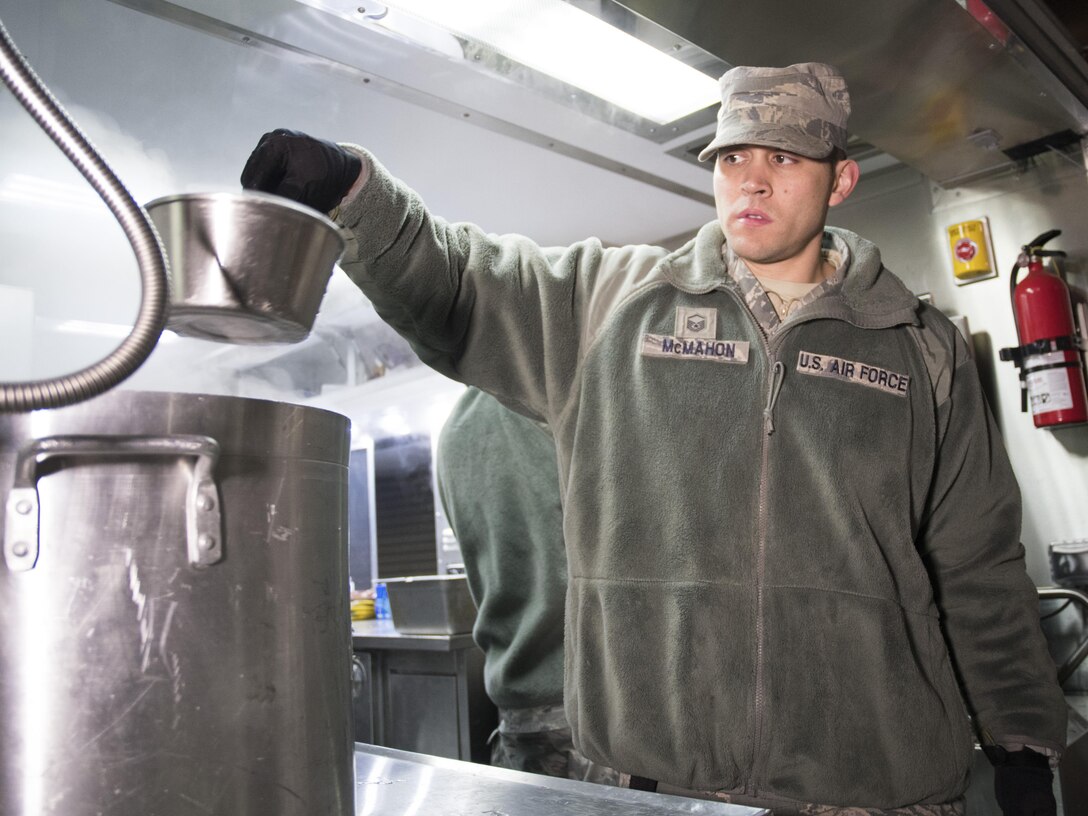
[436,386,623,784]
[242,63,1066,815]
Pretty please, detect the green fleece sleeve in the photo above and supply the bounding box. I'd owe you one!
[334,148,598,422]
[436,388,568,708]
[918,331,1066,756]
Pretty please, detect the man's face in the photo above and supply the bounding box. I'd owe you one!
[713,145,858,276]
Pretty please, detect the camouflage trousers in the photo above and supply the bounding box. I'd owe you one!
[490,703,626,786]
[651,779,966,816]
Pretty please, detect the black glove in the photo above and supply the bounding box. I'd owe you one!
[985,746,1056,816]
[240,129,362,213]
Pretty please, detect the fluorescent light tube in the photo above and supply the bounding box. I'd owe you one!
[0,174,103,211]
[376,0,719,124]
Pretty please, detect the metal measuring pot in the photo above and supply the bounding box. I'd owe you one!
[146,190,347,345]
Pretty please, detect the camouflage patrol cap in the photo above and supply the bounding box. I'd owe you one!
[698,62,851,162]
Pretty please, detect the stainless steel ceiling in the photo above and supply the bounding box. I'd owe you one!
[617,0,1088,185]
[99,0,1088,191]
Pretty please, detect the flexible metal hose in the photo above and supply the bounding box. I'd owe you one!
[0,16,168,412]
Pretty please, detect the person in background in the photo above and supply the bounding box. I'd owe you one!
[241,62,1065,816]
[436,386,623,785]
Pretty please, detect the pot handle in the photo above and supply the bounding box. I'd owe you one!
[4,434,223,572]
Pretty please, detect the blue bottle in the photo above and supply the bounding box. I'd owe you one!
[375,582,391,620]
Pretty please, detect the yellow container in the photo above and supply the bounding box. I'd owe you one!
[947,218,996,282]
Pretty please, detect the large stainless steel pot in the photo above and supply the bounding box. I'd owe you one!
[0,390,353,815]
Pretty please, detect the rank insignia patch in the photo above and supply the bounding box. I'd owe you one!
[675,306,717,339]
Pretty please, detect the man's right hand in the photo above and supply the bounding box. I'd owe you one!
[986,747,1056,816]
[240,129,362,214]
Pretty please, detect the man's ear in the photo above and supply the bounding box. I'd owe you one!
[828,159,860,207]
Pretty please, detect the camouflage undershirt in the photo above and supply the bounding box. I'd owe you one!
[724,231,850,337]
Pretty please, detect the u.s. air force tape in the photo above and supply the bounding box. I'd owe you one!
[797,350,909,396]
[641,334,750,363]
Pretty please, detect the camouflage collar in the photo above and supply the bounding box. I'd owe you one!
[724,235,850,336]
[662,222,920,330]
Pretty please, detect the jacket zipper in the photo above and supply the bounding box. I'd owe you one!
[748,356,783,796]
[719,286,851,793]
[762,361,785,435]
[716,284,781,796]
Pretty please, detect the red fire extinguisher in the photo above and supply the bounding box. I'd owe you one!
[999,230,1088,428]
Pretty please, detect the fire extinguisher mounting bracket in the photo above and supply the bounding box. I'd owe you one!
[1000,335,1084,367]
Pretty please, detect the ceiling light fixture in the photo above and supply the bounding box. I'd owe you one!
[300,0,719,124]
[378,0,719,123]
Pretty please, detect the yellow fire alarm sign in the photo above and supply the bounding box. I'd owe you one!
[946,217,997,284]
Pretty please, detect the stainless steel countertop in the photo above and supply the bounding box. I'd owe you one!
[353,743,769,815]
[352,618,477,652]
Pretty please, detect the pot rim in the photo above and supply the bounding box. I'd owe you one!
[145,189,342,235]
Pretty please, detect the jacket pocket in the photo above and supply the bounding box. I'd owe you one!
[565,576,754,790]
[757,588,972,807]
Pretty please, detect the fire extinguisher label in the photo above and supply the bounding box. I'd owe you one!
[1025,352,1075,414]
